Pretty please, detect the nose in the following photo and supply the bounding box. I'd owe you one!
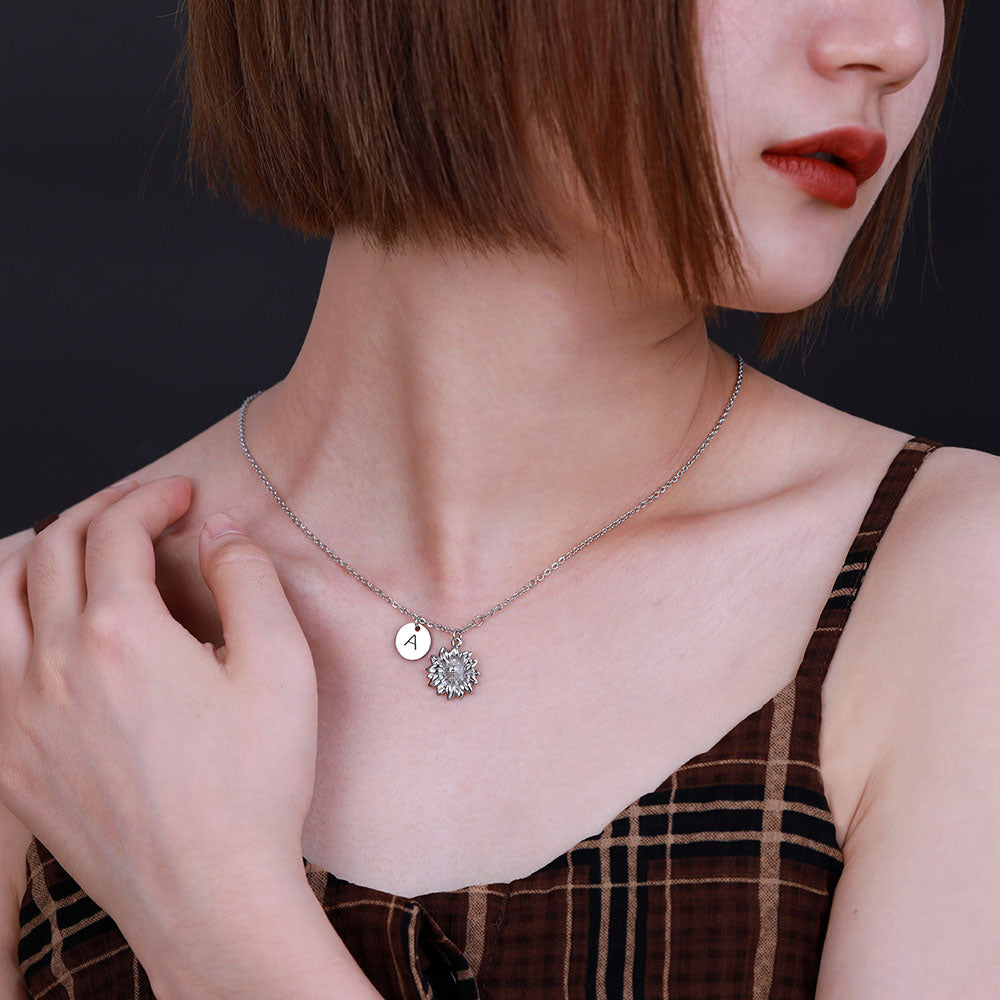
[807,0,934,94]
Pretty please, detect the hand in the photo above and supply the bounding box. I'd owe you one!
[0,477,320,955]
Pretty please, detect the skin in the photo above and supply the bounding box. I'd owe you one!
[0,485,381,998]
[2,0,999,997]
[700,0,942,310]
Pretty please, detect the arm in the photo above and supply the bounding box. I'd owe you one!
[816,449,1000,998]
[135,874,384,1000]
[3,807,383,1000]
[0,488,385,1000]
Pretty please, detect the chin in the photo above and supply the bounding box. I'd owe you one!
[722,284,830,314]
[716,239,846,313]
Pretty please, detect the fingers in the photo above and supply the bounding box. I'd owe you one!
[83,477,192,607]
[23,480,143,640]
[198,513,310,673]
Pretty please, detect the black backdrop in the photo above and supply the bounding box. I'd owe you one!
[2,3,997,535]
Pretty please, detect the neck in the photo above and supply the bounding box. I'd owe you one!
[244,227,745,618]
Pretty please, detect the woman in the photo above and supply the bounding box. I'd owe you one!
[1,0,996,997]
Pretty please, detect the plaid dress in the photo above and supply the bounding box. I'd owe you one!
[18,437,941,999]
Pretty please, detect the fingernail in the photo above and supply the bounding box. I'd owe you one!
[110,478,139,489]
[203,512,247,539]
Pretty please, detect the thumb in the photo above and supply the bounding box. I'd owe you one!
[198,512,311,675]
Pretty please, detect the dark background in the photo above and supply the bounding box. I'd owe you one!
[2,3,996,535]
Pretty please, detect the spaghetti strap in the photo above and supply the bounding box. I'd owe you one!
[797,435,943,687]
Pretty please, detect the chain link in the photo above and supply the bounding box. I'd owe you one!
[239,354,743,641]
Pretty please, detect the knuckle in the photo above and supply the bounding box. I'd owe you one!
[86,507,122,546]
[29,634,73,681]
[144,479,180,512]
[79,599,134,656]
[88,500,132,531]
[143,486,176,525]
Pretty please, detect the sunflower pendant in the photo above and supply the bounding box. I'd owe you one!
[427,644,480,699]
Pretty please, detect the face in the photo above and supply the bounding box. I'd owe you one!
[698,0,946,312]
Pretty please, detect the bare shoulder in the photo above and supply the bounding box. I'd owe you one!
[869,441,1000,737]
[878,441,1000,552]
[841,441,1000,689]
[822,441,1000,801]
[815,442,1000,997]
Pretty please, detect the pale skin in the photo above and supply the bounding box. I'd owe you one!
[1,1,998,998]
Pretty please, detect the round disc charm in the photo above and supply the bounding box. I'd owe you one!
[395,621,431,660]
[427,646,480,699]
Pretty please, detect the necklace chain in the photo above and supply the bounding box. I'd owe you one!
[238,353,743,642]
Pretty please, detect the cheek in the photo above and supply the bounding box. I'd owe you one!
[697,0,772,169]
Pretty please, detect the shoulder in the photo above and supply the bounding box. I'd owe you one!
[824,441,1000,797]
[869,441,1000,759]
[874,441,1000,566]
[867,440,1000,778]
[851,442,1000,690]
[815,442,1000,996]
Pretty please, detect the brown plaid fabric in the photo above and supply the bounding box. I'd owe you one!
[19,437,942,999]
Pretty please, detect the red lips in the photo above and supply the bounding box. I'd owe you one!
[762,127,887,209]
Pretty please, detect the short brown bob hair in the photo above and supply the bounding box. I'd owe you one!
[177,0,965,361]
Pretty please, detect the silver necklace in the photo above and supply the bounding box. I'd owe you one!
[238,353,743,699]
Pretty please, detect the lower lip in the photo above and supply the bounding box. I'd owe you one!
[761,153,858,209]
